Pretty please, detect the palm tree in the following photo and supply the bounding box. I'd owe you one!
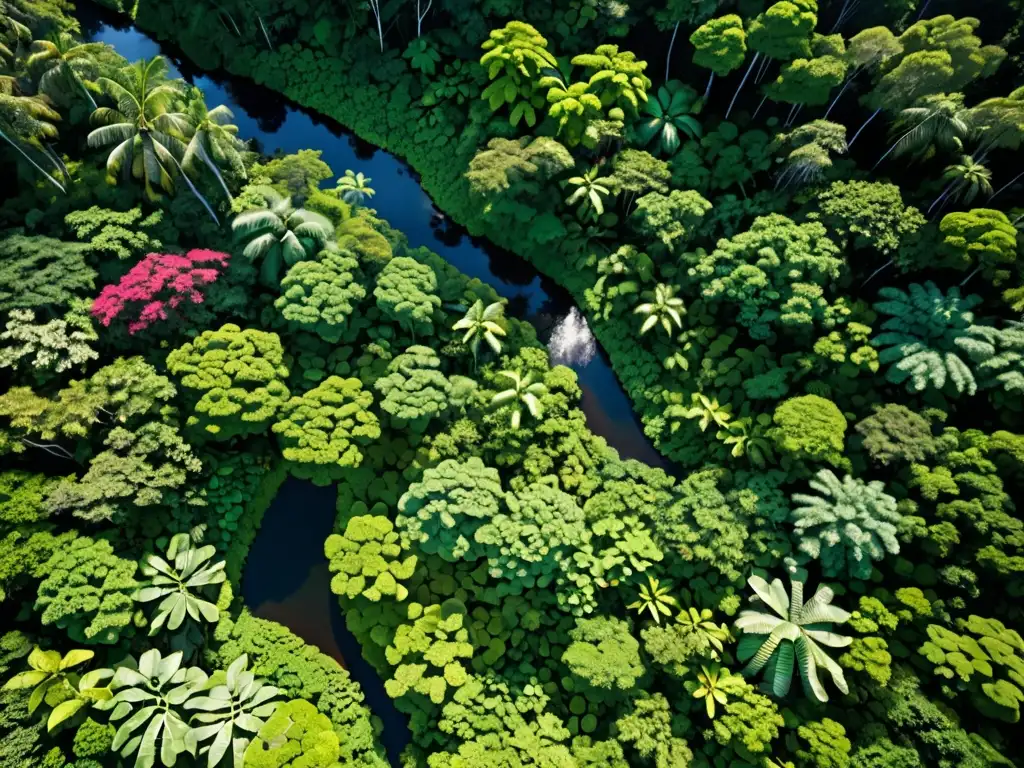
[336,169,375,207]
[491,369,547,429]
[182,92,246,201]
[0,85,65,192]
[633,283,684,336]
[688,664,731,718]
[88,57,219,222]
[452,300,506,371]
[564,165,613,222]
[0,6,29,64]
[734,574,852,702]
[27,33,106,110]
[675,607,730,658]
[634,80,702,157]
[942,155,994,206]
[874,94,971,169]
[627,575,677,624]
[231,187,334,286]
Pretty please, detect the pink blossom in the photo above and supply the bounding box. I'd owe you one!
[93,249,230,334]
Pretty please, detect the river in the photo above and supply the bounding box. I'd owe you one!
[83,11,671,764]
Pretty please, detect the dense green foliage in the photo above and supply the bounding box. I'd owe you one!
[3,0,1024,766]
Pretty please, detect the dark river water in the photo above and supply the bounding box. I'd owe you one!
[84,12,671,763]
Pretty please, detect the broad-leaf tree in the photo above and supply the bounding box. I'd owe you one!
[735,574,852,702]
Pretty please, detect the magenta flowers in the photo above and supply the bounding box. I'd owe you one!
[92,249,230,334]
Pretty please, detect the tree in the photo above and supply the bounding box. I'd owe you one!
[615,693,693,767]
[769,395,848,468]
[796,719,852,768]
[275,249,366,342]
[452,300,506,371]
[824,25,902,118]
[182,93,246,201]
[688,664,737,718]
[186,654,281,768]
[942,155,993,206]
[397,456,503,562]
[0,304,97,378]
[633,283,685,337]
[27,32,104,110]
[374,256,441,339]
[633,81,702,157]
[479,21,557,128]
[872,282,980,396]
[88,57,217,221]
[880,93,972,165]
[374,345,451,429]
[244,699,342,768]
[539,70,604,150]
[34,535,138,645]
[767,55,847,111]
[45,422,202,523]
[96,648,208,768]
[607,149,671,200]
[272,376,380,484]
[690,15,746,101]
[335,169,374,207]
[631,189,711,251]
[490,369,547,429]
[385,601,473,704]
[773,119,848,188]
[726,0,818,119]
[564,165,614,221]
[627,576,677,624]
[165,324,291,440]
[465,136,573,198]
[0,234,94,314]
[811,180,925,255]
[571,44,651,118]
[937,209,1017,286]
[135,532,226,653]
[684,214,844,339]
[562,616,645,699]
[791,469,901,580]
[326,514,416,602]
[231,188,334,287]
[957,322,1024,399]
[0,78,65,192]
[735,573,852,702]
[854,404,938,466]
[657,0,721,81]
[91,249,231,335]
[1,646,110,732]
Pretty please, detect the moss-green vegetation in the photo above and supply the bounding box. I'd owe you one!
[2,0,1024,766]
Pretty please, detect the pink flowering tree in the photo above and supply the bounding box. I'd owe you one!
[92,249,230,334]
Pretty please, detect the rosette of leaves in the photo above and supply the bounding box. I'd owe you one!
[97,648,209,768]
[2,646,112,731]
[134,533,226,657]
[185,654,281,768]
[634,80,703,156]
[734,574,852,702]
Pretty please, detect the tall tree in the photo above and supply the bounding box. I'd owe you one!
[27,32,104,110]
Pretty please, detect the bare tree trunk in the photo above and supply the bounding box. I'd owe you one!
[991,169,1024,200]
[847,107,880,148]
[0,129,66,193]
[726,53,760,120]
[369,0,384,52]
[861,259,892,288]
[824,71,857,119]
[665,21,679,83]
[959,265,982,287]
[752,95,769,120]
[703,72,714,102]
[416,0,433,37]
[164,150,221,225]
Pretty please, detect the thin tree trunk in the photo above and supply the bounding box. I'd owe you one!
[861,259,892,288]
[199,144,233,201]
[165,150,220,225]
[916,0,933,20]
[21,438,75,461]
[703,72,714,103]
[829,0,851,31]
[824,72,857,119]
[755,54,771,83]
[752,95,769,120]
[848,107,881,148]
[959,265,982,287]
[726,53,760,120]
[787,104,804,127]
[991,169,1024,200]
[665,21,680,83]
[0,129,66,193]
[416,0,432,37]
[928,181,956,215]
[369,0,383,52]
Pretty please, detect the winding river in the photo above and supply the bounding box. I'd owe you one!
[83,11,670,763]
